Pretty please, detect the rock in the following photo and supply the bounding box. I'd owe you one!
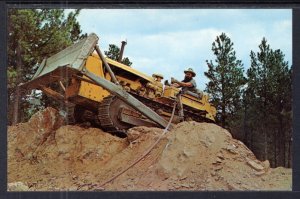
[226,181,239,190]
[212,157,223,164]
[174,185,181,189]
[255,171,266,176]
[246,158,264,171]
[216,157,223,163]
[214,165,223,171]
[216,152,225,160]
[183,148,197,157]
[8,182,29,191]
[27,181,37,188]
[181,183,190,188]
[211,171,216,176]
[262,160,270,171]
[127,129,141,142]
[13,107,64,161]
[225,144,238,154]
[189,183,195,188]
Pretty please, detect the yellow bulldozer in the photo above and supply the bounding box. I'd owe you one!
[21,33,216,136]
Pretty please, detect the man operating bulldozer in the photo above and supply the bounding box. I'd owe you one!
[169,68,203,99]
[172,68,197,92]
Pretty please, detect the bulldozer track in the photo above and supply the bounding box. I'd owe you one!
[97,95,133,135]
[97,93,214,135]
[97,96,121,133]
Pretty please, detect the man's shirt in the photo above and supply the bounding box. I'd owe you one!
[181,78,197,93]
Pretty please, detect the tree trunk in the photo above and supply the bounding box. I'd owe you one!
[282,128,286,167]
[12,88,20,124]
[274,129,277,167]
[221,82,226,128]
[12,43,22,125]
[278,106,284,167]
[250,128,254,150]
[243,106,248,146]
[283,136,286,167]
[220,72,226,128]
[264,127,268,161]
[288,137,292,168]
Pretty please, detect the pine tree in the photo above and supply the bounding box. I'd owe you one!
[245,38,292,167]
[8,9,86,124]
[204,33,246,129]
[104,44,132,66]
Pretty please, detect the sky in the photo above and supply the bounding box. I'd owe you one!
[76,9,292,90]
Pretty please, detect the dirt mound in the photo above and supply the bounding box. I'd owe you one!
[8,108,292,191]
[152,122,291,190]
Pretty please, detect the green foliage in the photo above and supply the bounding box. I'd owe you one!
[8,9,86,124]
[205,33,246,128]
[104,44,132,66]
[244,38,292,167]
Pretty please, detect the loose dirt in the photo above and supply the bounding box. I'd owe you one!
[8,107,292,191]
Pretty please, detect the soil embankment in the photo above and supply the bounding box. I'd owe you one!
[8,107,292,191]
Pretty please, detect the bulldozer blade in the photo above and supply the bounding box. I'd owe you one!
[20,33,99,90]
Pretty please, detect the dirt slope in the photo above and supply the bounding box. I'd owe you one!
[8,107,292,191]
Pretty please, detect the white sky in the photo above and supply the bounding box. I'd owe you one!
[76,9,292,90]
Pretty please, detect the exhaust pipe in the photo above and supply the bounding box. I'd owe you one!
[118,40,127,62]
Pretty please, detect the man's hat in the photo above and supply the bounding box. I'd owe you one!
[152,73,164,79]
[184,68,196,77]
